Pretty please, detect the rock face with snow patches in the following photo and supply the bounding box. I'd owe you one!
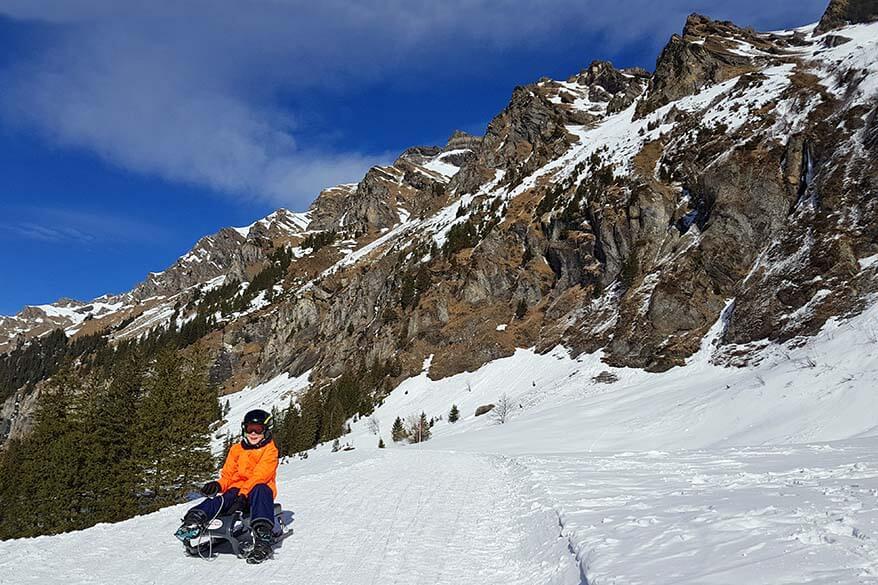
[816,0,878,32]
[2,1,878,440]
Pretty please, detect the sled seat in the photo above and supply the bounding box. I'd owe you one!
[184,502,289,558]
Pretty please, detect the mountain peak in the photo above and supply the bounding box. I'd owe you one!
[816,0,878,33]
[635,9,778,117]
[445,130,482,152]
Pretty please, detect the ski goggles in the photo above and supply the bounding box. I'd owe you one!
[244,424,266,435]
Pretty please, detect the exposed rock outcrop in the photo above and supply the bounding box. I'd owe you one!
[816,0,878,33]
[635,14,777,118]
[4,1,878,442]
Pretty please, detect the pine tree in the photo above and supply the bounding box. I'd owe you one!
[391,416,407,442]
[134,346,183,505]
[0,438,28,537]
[292,393,320,452]
[378,437,386,448]
[0,367,88,536]
[80,351,144,524]
[321,396,346,442]
[277,400,300,457]
[134,345,215,507]
[172,346,217,494]
[415,412,431,443]
[220,432,234,465]
[448,404,460,423]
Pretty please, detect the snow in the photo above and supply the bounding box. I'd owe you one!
[5,20,878,585]
[859,254,878,270]
[0,450,580,585]
[212,371,311,453]
[199,275,227,293]
[17,298,130,338]
[421,150,465,179]
[396,206,411,224]
[181,246,210,265]
[783,288,831,323]
[4,293,878,584]
[232,209,311,238]
[32,304,86,322]
[809,21,878,104]
[525,442,878,585]
[543,78,627,116]
[4,278,878,585]
[247,290,270,312]
[122,304,178,339]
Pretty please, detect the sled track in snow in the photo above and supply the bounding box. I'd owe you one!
[0,450,581,585]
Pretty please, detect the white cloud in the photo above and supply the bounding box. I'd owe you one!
[0,207,170,244]
[0,1,828,208]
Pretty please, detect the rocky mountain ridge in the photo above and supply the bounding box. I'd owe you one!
[2,0,877,444]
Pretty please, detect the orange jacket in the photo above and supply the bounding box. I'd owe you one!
[218,440,279,498]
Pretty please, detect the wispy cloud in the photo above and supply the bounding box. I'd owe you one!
[0,207,169,245]
[3,222,95,243]
[0,1,828,208]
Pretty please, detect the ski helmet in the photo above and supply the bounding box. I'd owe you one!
[241,409,273,446]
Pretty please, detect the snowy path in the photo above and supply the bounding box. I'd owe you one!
[0,450,580,585]
[523,440,878,585]
[1,442,877,584]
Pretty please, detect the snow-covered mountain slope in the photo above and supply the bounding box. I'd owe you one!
[5,10,878,430]
[0,207,311,352]
[2,286,876,584]
[3,5,878,581]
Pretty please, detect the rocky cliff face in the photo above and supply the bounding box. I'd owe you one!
[3,0,877,441]
[816,0,878,33]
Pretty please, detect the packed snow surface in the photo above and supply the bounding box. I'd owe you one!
[2,299,877,584]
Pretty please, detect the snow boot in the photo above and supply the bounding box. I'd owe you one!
[174,509,208,542]
[246,520,274,564]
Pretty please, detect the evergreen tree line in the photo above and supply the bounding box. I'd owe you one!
[0,330,108,406]
[300,230,337,252]
[442,214,500,258]
[271,359,402,457]
[391,412,433,444]
[182,246,294,319]
[0,345,219,539]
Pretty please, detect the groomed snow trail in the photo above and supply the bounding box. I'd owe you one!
[523,440,878,585]
[0,450,580,585]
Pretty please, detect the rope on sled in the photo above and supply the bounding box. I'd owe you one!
[195,495,225,561]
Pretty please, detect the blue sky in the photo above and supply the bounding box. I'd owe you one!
[0,1,827,315]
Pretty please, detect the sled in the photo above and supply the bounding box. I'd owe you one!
[182,503,294,559]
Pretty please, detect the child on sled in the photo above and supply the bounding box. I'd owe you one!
[175,409,279,564]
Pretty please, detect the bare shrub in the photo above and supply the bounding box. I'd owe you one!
[366,415,380,436]
[491,393,515,424]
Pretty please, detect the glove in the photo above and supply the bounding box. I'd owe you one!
[201,481,221,497]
